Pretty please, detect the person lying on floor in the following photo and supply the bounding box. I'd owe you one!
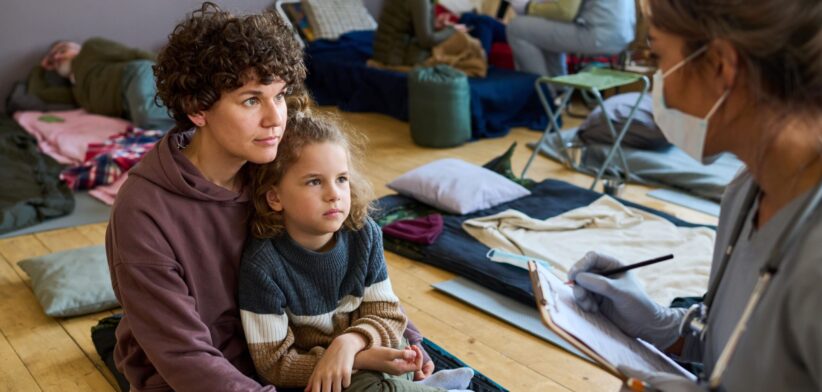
[31,37,174,131]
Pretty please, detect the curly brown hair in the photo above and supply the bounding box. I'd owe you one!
[154,2,307,130]
[250,111,374,239]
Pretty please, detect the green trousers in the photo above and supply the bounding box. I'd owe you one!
[346,370,446,392]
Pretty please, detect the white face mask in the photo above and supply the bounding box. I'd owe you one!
[652,46,729,163]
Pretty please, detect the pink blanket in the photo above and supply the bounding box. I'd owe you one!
[14,109,131,166]
[89,173,128,205]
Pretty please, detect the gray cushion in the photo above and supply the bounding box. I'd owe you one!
[576,92,670,150]
[18,245,118,317]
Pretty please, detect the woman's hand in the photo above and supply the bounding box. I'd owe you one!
[354,345,423,375]
[305,333,366,392]
[568,252,685,349]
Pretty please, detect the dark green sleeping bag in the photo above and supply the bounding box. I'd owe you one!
[408,65,471,148]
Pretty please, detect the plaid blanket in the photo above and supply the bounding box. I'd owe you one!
[61,127,162,190]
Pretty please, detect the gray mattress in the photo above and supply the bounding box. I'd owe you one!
[529,128,744,202]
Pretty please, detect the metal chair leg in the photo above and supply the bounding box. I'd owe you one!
[589,76,650,190]
[590,90,630,190]
[521,81,572,179]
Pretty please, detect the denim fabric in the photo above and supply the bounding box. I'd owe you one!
[506,0,635,76]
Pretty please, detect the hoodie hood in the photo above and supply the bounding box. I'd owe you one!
[129,128,249,203]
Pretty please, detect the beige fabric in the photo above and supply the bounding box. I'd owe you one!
[424,30,488,77]
[462,196,714,305]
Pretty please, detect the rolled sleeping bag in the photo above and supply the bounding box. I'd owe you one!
[408,65,471,148]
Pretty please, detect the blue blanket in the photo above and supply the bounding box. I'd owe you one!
[305,30,550,138]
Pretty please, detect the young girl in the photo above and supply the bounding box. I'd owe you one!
[239,113,473,392]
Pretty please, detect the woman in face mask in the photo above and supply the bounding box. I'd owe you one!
[565,0,822,390]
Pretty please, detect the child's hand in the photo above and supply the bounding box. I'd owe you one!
[354,345,423,375]
[305,333,366,392]
[413,351,435,381]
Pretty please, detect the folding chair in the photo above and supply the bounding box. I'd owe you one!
[520,67,649,191]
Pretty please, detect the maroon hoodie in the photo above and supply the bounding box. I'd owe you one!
[106,129,428,391]
[106,129,273,391]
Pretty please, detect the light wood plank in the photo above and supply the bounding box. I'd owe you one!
[0,329,41,392]
[34,227,94,253]
[75,223,108,244]
[0,235,50,281]
[0,253,114,391]
[401,302,570,392]
[60,311,121,391]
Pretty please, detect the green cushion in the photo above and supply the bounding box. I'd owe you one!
[408,65,471,148]
[18,245,118,317]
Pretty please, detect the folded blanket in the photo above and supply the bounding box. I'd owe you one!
[462,195,713,305]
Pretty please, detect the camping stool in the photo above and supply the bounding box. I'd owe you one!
[521,67,649,191]
[408,65,471,148]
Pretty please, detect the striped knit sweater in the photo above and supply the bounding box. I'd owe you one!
[238,217,407,387]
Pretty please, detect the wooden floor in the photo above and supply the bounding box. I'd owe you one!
[0,107,717,392]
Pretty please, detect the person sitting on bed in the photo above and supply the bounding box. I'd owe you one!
[33,37,175,131]
[372,0,468,67]
[505,0,636,77]
[240,112,474,392]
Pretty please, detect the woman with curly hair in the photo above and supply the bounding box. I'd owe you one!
[105,3,432,391]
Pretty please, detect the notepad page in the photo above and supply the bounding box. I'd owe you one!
[537,268,693,377]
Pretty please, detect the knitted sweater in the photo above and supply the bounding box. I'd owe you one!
[239,218,407,387]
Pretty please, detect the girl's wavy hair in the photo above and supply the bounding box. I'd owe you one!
[250,112,374,239]
[153,1,307,130]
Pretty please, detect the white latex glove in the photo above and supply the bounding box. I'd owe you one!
[507,0,530,14]
[618,366,705,392]
[568,252,686,349]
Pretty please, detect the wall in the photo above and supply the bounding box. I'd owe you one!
[0,0,385,114]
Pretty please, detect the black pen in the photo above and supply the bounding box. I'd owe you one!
[565,254,675,285]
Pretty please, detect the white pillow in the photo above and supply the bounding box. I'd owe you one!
[387,158,531,214]
[302,0,377,40]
